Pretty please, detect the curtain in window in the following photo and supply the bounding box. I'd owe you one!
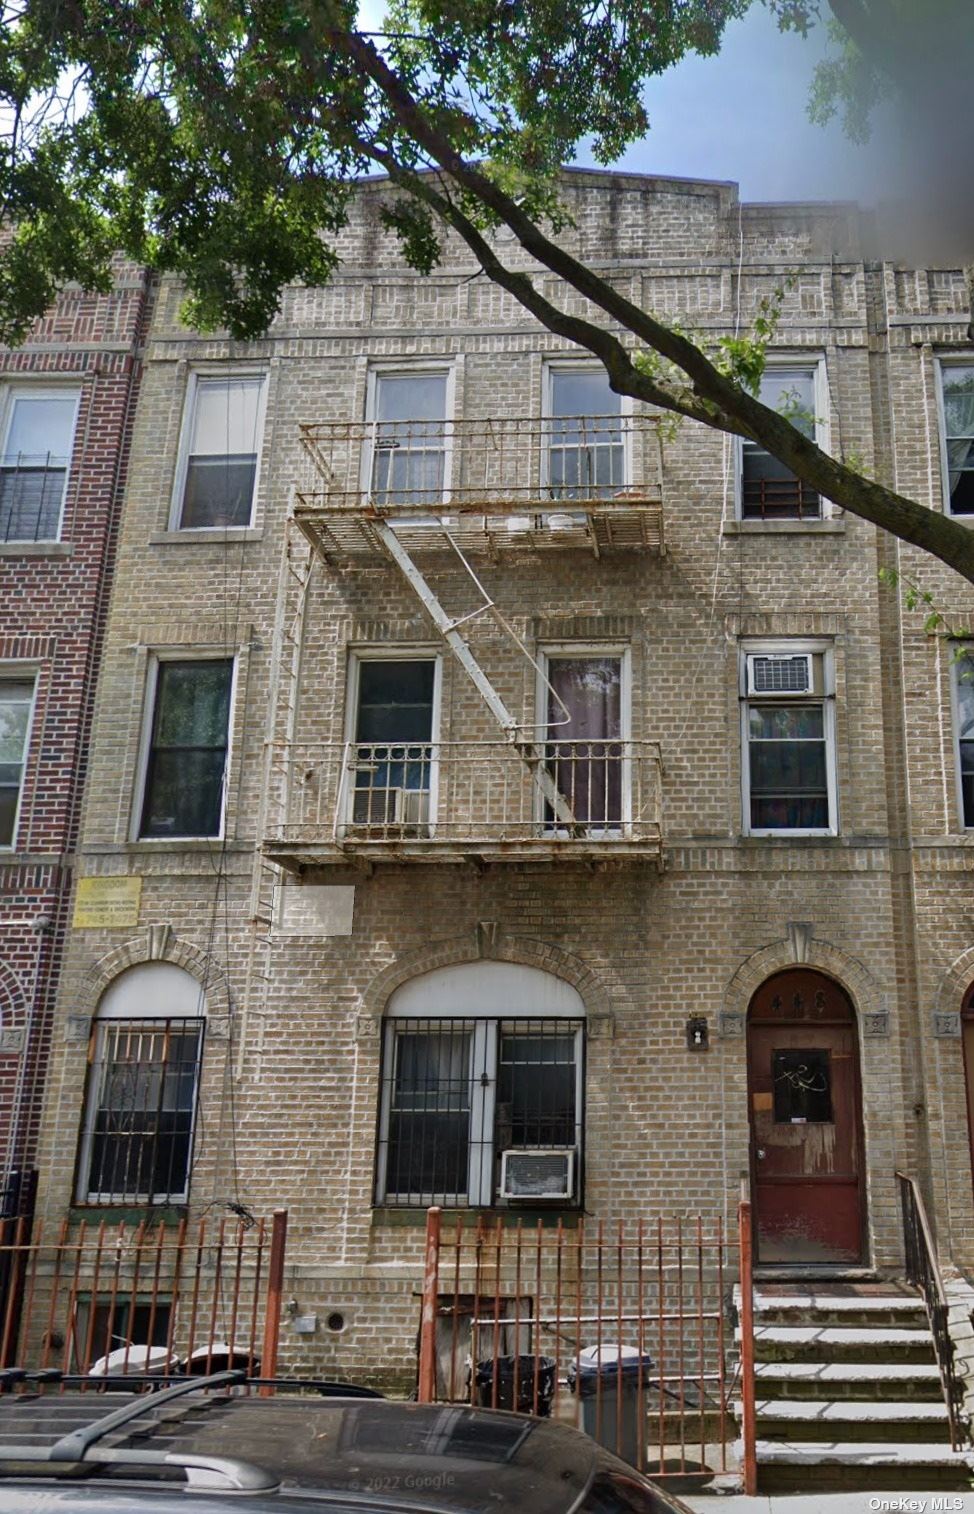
[546,658,622,827]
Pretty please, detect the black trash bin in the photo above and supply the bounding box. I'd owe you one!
[568,1344,655,1467]
[473,1354,555,1416]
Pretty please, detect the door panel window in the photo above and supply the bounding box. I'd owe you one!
[772,1048,833,1123]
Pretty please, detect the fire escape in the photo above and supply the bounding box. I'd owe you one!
[262,410,666,871]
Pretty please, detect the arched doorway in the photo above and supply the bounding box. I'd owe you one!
[747,969,866,1266]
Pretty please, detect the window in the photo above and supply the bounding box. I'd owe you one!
[139,659,233,838]
[345,656,438,834]
[71,1297,173,1372]
[174,374,265,529]
[542,653,626,831]
[940,363,974,515]
[376,962,585,1208]
[741,366,824,520]
[0,677,35,847]
[953,647,974,826]
[367,371,450,507]
[0,387,79,541]
[545,368,625,500]
[76,963,206,1206]
[741,647,836,834]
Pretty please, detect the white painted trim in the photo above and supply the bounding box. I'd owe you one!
[0,383,82,543]
[0,670,38,852]
[362,364,456,512]
[169,368,268,532]
[535,645,632,833]
[740,641,838,837]
[949,643,974,830]
[935,356,974,518]
[736,357,831,521]
[541,359,632,496]
[131,652,237,841]
[340,648,443,836]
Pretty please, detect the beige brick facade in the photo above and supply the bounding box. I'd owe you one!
[31,171,974,1389]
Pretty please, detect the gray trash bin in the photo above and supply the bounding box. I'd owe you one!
[568,1344,654,1467]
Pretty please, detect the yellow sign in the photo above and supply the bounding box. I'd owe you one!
[73,876,142,929]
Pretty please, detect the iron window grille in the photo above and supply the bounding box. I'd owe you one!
[376,1017,584,1208]
[77,1018,205,1205]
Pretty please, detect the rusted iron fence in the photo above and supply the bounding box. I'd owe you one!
[417,1207,737,1482]
[0,1208,287,1382]
[897,1171,967,1449]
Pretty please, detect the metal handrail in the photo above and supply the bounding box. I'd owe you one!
[267,737,664,847]
[896,1171,967,1449]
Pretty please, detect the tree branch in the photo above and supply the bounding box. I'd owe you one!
[330,23,974,584]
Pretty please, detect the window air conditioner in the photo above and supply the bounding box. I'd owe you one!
[352,787,430,830]
[746,653,822,697]
[500,1149,575,1201]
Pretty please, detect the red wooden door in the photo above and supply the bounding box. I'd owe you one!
[747,970,865,1265]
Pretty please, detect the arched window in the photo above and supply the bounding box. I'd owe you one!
[76,963,206,1205]
[377,962,585,1209]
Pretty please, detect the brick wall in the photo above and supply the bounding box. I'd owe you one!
[28,174,974,1388]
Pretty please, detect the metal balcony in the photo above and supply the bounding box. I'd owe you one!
[294,415,664,563]
[263,739,664,868]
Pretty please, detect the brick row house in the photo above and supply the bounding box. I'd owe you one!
[0,263,154,1215]
[24,172,974,1395]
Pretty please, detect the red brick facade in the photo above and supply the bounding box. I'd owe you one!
[0,264,154,1192]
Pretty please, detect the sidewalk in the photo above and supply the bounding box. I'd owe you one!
[683,1495,972,1513]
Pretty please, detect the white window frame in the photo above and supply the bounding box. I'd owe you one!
[536,646,632,834]
[363,364,456,513]
[376,997,584,1207]
[950,643,974,829]
[0,669,38,851]
[169,369,268,531]
[339,649,443,836]
[935,357,974,518]
[736,358,831,521]
[740,639,837,837]
[0,383,81,543]
[131,653,237,842]
[541,361,632,499]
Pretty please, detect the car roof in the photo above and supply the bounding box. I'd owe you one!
[0,1385,690,1513]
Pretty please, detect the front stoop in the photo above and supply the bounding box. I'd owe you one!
[735,1285,974,1494]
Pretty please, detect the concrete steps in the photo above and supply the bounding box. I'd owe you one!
[736,1285,972,1494]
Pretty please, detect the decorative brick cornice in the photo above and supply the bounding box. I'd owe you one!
[76,927,231,1018]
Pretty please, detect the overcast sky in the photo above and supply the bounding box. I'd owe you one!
[358,3,892,207]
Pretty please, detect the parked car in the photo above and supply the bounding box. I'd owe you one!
[0,1368,696,1513]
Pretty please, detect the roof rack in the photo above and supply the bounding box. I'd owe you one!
[0,1366,383,1398]
[0,1369,279,1492]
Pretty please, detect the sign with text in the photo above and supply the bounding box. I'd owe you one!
[73,876,142,929]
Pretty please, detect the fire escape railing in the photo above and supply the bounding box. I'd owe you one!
[896,1170,967,1450]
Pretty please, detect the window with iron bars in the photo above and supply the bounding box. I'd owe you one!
[76,1018,205,1205]
[376,1017,583,1208]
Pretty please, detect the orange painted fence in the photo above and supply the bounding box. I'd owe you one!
[418,1206,755,1486]
[0,1207,287,1381]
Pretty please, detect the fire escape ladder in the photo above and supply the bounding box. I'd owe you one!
[370,516,577,828]
[239,511,317,1073]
